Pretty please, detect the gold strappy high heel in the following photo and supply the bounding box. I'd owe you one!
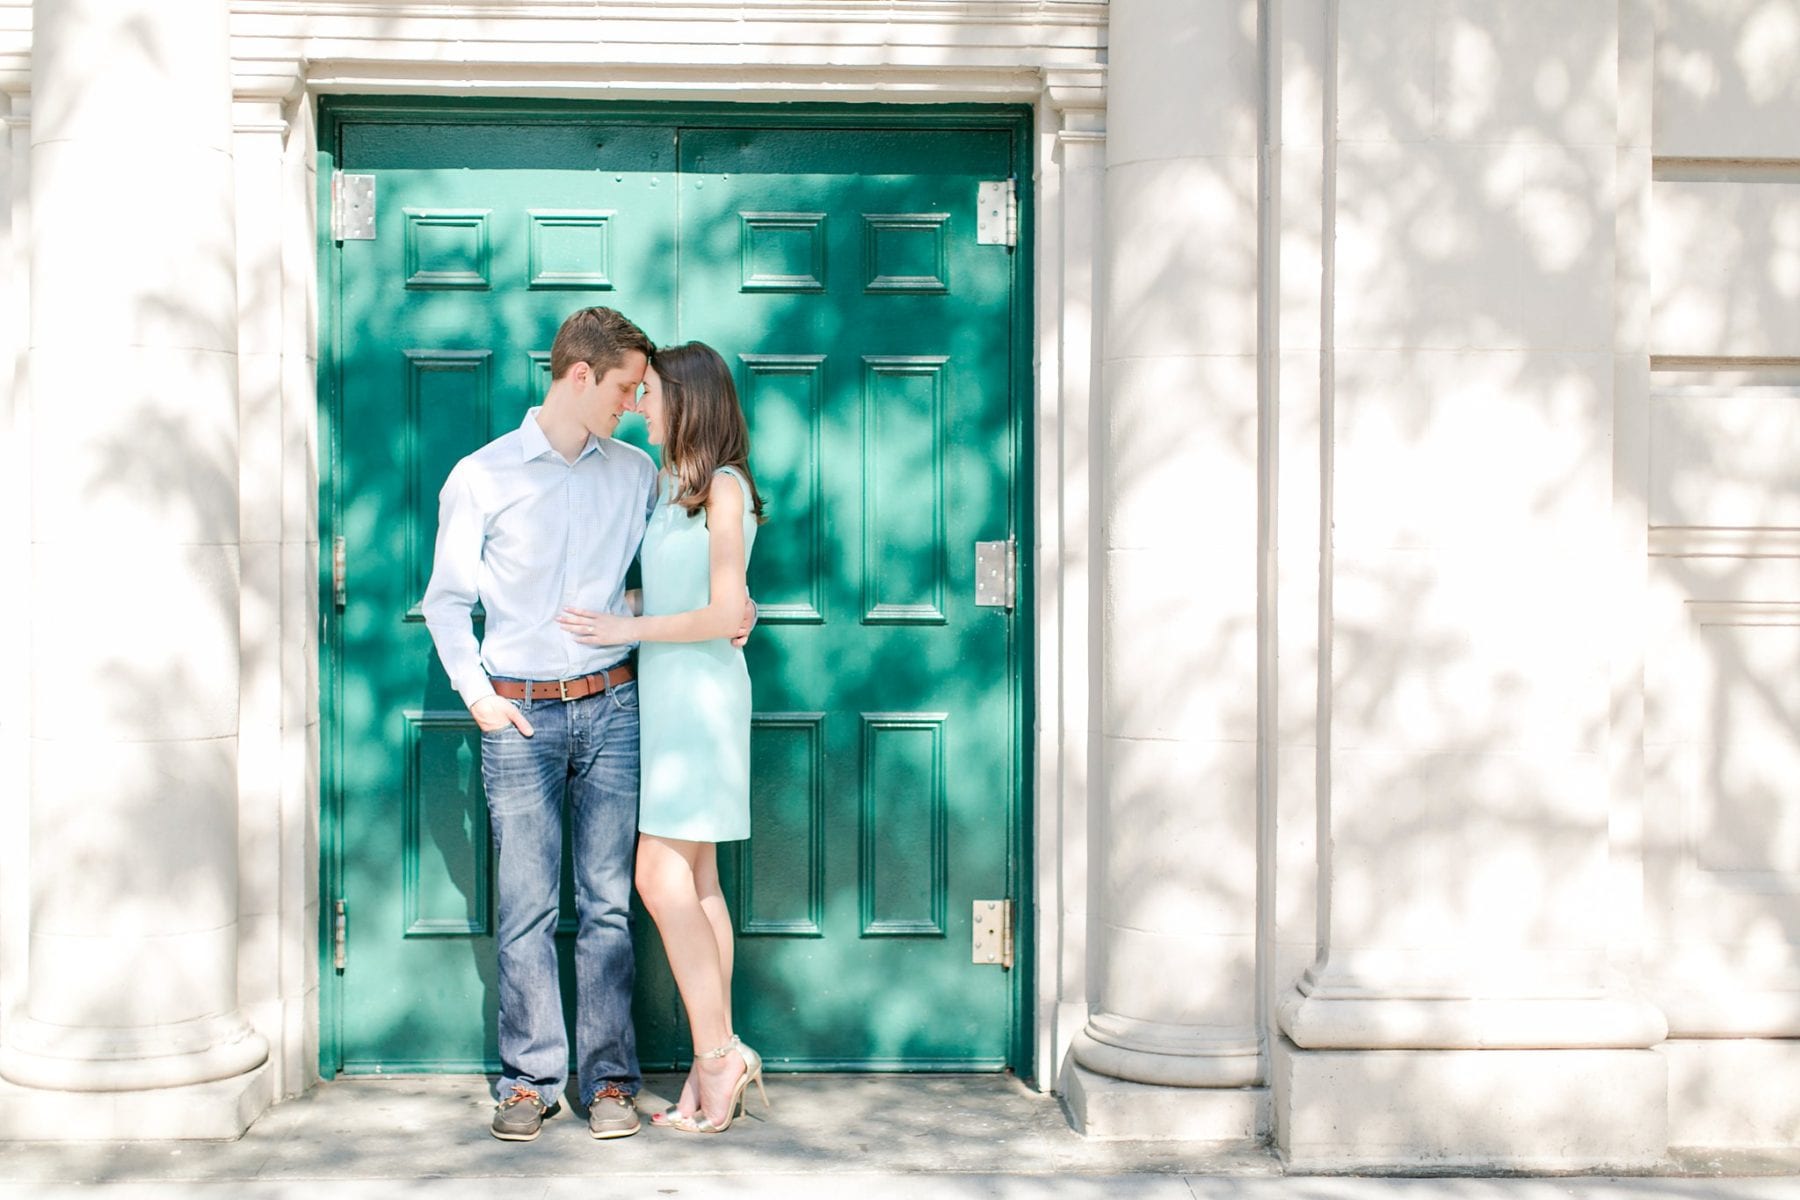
[665,1035,769,1134]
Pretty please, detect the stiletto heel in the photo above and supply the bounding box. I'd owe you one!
[736,1041,770,1113]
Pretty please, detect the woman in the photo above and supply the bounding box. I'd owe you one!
[559,341,768,1134]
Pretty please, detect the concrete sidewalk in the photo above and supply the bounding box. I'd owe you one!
[0,1075,1794,1199]
[0,1181,1797,1200]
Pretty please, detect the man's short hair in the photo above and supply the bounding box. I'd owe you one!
[549,306,654,381]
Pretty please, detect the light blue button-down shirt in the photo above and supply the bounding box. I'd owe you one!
[422,408,660,707]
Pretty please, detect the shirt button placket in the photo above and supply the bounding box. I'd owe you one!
[561,470,578,674]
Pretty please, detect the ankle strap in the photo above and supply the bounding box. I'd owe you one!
[693,1034,741,1060]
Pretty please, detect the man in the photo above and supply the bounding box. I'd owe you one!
[421,306,658,1142]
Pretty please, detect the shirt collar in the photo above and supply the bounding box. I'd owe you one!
[520,407,607,464]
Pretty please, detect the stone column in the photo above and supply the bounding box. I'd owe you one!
[1035,65,1106,1083]
[231,64,318,1101]
[1273,0,1666,1171]
[1065,0,1264,1139]
[0,0,269,1138]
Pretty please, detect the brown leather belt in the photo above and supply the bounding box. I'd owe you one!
[490,662,634,703]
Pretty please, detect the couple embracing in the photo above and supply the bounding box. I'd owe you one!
[420,306,769,1142]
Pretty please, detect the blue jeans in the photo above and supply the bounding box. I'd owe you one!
[480,681,640,1106]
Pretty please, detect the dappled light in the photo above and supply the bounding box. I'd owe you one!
[1246,0,1800,1164]
[1302,2,1624,990]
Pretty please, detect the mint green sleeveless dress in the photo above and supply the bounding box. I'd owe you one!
[636,467,757,842]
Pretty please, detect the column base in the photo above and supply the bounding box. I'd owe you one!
[1271,1034,1668,1171]
[1663,1038,1800,1150]
[1059,1060,1267,1142]
[1278,967,1669,1049]
[0,1061,272,1141]
[0,1013,269,1092]
[1069,1013,1261,1086]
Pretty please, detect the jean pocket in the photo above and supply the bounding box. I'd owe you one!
[479,701,526,740]
[609,680,639,713]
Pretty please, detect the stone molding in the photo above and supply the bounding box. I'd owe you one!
[1656,980,1800,1040]
[1649,528,1800,558]
[233,0,1108,25]
[0,2,1109,104]
[229,0,1103,102]
[1279,980,1669,1052]
[235,55,306,104]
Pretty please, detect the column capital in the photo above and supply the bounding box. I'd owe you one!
[1042,65,1104,145]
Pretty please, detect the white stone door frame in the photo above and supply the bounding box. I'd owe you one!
[231,51,1109,1092]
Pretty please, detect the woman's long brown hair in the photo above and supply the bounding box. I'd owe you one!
[651,341,766,525]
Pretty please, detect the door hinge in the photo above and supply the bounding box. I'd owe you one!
[972,899,1014,969]
[977,178,1017,248]
[974,539,1016,610]
[331,172,376,241]
[332,536,348,610]
[333,899,348,972]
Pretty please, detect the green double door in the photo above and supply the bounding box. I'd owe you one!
[323,104,1029,1075]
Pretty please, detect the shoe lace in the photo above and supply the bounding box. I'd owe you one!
[592,1084,633,1105]
[502,1084,542,1109]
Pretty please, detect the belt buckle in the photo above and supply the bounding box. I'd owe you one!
[557,677,572,702]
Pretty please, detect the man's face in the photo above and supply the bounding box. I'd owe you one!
[581,350,648,439]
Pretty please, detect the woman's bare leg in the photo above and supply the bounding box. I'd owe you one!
[694,844,735,1004]
[636,834,743,1124]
